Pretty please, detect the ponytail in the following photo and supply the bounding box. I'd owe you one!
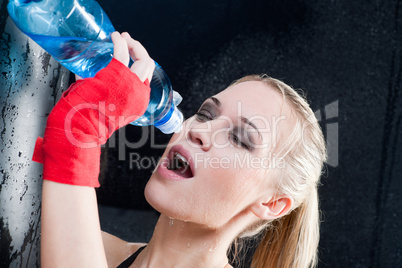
[251,188,320,268]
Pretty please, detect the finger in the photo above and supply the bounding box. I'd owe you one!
[121,33,155,82]
[121,32,150,61]
[130,58,155,83]
[111,32,130,66]
[75,74,83,81]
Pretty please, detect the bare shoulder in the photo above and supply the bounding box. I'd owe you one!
[101,231,147,268]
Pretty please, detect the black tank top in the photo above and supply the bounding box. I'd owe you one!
[116,246,146,268]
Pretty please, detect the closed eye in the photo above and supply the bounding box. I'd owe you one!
[196,112,212,121]
[195,110,213,121]
[229,130,250,150]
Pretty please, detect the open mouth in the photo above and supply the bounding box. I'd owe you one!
[166,146,194,179]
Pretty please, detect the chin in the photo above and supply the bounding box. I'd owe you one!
[144,174,183,220]
[143,177,162,212]
[144,174,203,224]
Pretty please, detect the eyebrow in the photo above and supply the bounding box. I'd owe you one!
[209,96,221,107]
[206,97,263,143]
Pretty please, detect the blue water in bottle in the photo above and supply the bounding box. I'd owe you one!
[7,0,183,134]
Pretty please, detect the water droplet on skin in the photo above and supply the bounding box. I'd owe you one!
[187,242,191,248]
[209,247,214,253]
[169,218,174,226]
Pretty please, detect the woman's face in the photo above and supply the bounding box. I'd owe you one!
[145,80,294,228]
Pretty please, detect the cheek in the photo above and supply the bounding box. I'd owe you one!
[167,131,185,146]
[199,154,264,223]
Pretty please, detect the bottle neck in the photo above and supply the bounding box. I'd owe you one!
[154,103,183,134]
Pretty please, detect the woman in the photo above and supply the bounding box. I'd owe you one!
[35,32,327,268]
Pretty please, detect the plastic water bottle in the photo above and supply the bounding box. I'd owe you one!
[7,0,183,134]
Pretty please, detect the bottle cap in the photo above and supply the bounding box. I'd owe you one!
[155,105,184,134]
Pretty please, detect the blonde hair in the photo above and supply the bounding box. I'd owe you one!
[230,75,327,268]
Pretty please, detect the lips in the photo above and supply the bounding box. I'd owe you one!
[157,144,195,180]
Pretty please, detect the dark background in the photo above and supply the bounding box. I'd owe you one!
[1,0,402,267]
[95,0,402,267]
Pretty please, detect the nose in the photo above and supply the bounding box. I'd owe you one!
[184,115,232,151]
[187,120,213,151]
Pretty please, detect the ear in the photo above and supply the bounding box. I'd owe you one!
[251,196,293,221]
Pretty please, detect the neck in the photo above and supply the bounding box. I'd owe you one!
[135,214,236,268]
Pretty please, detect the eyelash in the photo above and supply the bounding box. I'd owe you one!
[229,130,249,149]
[195,111,249,150]
[195,111,212,121]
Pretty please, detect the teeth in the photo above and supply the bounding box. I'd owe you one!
[168,152,189,170]
[175,153,188,165]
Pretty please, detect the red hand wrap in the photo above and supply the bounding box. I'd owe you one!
[32,59,151,187]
